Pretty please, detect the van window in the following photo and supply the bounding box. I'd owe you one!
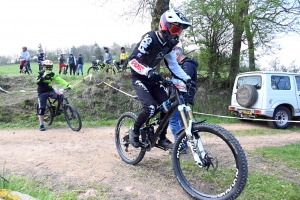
[295,76,300,91]
[237,76,262,89]
[271,76,291,90]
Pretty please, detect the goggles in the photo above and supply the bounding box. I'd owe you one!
[169,23,183,35]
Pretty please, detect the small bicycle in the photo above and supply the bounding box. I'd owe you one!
[21,61,32,75]
[36,88,82,131]
[115,79,248,199]
[87,62,118,75]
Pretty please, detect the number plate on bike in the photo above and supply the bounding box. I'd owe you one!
[241,109,251,114]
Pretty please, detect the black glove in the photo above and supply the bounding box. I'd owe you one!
[185,79,195,90]
[148,69,162,82]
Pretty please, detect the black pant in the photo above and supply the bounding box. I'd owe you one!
[69,64,76,75]
[132,78,168,138]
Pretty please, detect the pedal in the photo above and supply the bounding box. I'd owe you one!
[140,140,151,151]
[154,144,169,151]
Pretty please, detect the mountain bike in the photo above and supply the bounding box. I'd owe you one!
[36,88,82,131]
[21,61,32,75]
[115,79,248,199]
[87,62,118,75]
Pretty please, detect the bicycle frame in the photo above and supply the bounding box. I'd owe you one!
[143,81,205,165]
[47,92,69,116]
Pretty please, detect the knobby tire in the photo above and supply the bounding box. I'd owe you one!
[115,112,146,165]
[172,122,248,200]
[64,104,82,131]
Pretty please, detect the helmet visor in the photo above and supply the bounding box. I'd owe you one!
[169,24,183,35]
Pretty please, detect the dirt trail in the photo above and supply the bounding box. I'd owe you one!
[0,124,299,199]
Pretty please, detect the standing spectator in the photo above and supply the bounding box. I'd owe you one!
[37,52,45,71]
[116,47,129,71]
[67,53,77,75]
[77,53,84,76]
[103,47,112,64]
[168,47,198,153]
[19,46,32,74]
[58,54,68,75]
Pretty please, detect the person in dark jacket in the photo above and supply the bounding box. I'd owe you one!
[168,47,198,153]
[128,8,194,149]
[37,52,45,71]
[67,53,77,75]
[77,53,84,76]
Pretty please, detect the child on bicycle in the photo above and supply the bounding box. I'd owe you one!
[19,46,31,73]
[128,8,194,149]
[36,60,73,131]
[116,47,129,71]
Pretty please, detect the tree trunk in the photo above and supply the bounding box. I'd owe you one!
[228,0,246,83]
[243,0,255,71]
[151,0,170,31]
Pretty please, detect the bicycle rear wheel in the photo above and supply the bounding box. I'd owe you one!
[64,104,82,131]
[172,122,248,200]
[36,103,54,125]
[115,112,146,165]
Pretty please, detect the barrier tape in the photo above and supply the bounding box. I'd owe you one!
[192,112,300,123]
[2,74,299,124]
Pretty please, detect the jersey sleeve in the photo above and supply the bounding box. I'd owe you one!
[53,74,69,87]
[128,33,153,76]
[164,50,190,81]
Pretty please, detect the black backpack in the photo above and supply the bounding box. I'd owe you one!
[69,56,74,65]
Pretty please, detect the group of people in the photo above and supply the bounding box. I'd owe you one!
[35,8,199,153]
[58,53,84,76]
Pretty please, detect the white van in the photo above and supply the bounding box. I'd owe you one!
[229,71,300,129]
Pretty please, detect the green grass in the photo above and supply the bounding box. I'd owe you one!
[0,63,93,75]
[231,126,300,135]
[0,172,77,200]
[239,171,299,200]
[250,142,300,170]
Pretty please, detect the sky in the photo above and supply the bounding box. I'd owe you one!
[0,0,151,55]
[0,0,299,68]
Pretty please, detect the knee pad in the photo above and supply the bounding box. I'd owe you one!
[38,108,46,115]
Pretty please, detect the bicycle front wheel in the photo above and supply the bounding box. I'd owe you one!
[64,104,82,131]
[115,112,146,165]
[172,122,248,200]
[87,67,98,74]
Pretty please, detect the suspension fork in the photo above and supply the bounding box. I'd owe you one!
[178,104,206,165]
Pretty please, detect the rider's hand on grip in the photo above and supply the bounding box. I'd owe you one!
[148,69,162,82]
[67,84,74,90]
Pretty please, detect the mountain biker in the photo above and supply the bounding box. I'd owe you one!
[58,54,68,75]
[116,47,129,71]
[103,47,112,64]
[68,53,77,75]
[92,56,97,67]
[36,60,74,131]
[37,52,45,71]
[19,46,31,74]
[128,8,194,149]
[168,47,198,153]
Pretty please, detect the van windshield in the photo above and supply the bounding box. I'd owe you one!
[237,76,262,89]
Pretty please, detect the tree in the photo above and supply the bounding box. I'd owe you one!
[37,44,44,55]
[244,0,300,71]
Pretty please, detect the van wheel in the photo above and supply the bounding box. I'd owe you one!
[267,106,291,129]
[236,84,258,107]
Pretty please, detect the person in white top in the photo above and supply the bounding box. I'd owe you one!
[19,46,32,74]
